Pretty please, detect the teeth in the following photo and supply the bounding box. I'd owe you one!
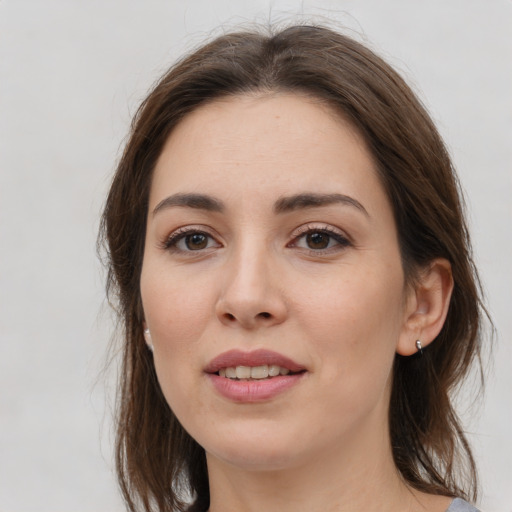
[218,364,294,380]
[251,365,268,379]
[268,365,280,377]
[225,367,237,379]
[235,366,251,379]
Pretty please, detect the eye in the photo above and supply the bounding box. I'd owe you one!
[180,232,210,250]
[303,232,332,250]
[290,225,351,253]
[164,228,220,253]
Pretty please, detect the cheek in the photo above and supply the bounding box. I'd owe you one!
[301,262,404,327]
[141,283,211,425]
[294,262,405,379]
[140,267,217,407]
[141,267,215,344]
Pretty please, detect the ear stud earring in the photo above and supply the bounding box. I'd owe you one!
[143,327,154,352]
[415,339,423,357]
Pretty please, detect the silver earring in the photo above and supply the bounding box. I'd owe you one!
[415,339,423,356]
[143,328,153,352]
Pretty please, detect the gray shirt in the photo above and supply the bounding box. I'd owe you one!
[447,498,480,512]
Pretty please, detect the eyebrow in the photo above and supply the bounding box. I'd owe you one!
[274,193,369,216]
[152,192,368,217]
[152,193,224,216]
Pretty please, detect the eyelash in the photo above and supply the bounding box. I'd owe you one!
[162,226,219,253]
[288,224,351,254]
[162,224,351,255]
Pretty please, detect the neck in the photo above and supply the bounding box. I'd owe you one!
[206,423,422,512]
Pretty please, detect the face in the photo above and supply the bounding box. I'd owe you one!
[140,94,414,471]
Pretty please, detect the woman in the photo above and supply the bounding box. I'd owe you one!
[100,25,487,512]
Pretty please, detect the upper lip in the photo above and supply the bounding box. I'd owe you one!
[204,349,306,374]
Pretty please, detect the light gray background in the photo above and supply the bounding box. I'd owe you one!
[0,1,510,511]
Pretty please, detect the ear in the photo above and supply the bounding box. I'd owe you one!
[142,322,154,352]
[397,258,454,356]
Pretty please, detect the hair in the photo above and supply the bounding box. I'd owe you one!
[99,24,488,512]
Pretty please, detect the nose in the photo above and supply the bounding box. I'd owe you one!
[215,244,288,330]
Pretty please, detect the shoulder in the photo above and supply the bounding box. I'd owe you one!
[446,498,481,512]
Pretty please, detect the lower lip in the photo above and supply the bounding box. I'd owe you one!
[207,373,304,403]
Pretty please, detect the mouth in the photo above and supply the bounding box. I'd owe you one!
[204,349,307,402]
[217,364,303,380]
[205,348,306,376]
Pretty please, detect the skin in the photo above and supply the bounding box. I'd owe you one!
[140,94,454,512]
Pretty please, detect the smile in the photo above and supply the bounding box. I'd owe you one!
[218,365,292,380]
[205,349,307,402]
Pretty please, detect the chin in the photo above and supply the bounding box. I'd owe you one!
[197,421,314,472]
[208,443,302,472]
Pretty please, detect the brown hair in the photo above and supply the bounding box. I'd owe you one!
[99,24,487,512]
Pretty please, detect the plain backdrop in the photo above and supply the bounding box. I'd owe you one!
[0,1,510,511]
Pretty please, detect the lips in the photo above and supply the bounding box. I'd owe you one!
[204,349,306,374]
[205,349,306,403]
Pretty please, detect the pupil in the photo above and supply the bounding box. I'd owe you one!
[307,232,329,249]
[186,233,207,250]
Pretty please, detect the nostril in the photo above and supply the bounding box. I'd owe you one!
[219,311,275,325]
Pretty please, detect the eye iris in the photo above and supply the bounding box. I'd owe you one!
[306,232,330,249]
[186,233,208,250]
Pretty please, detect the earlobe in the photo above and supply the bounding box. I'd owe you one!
[397,258,454,356]
[142,323,154,352]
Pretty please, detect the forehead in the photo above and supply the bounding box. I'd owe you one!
[150,93,386,214]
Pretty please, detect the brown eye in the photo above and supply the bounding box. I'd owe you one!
[165,229,220,253]
[185,233,208,250]
[306,232,330,249]
[290,227,351,253]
